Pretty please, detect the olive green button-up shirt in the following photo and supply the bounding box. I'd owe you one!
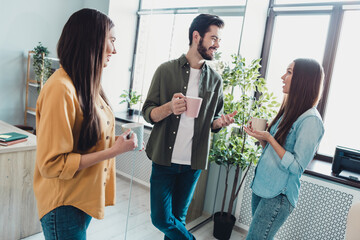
[142,54,224,170]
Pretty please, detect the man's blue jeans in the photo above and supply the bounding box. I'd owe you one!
[246,192,294,240]
[40,205,92,240]
[150,162,201,240]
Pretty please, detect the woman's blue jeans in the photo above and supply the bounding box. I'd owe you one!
[40,205,92,240]
[150,162,201,240]
[246,192,294,240]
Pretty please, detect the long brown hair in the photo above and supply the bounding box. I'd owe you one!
[57,8,114,151]
[268,58,324,146]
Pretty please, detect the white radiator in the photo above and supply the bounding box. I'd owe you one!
[235,166,360,240]
[115,122,152,187]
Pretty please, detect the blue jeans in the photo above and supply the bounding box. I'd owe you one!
[40,205,92,240]
[246,193,294,240]
[150,162,201,240]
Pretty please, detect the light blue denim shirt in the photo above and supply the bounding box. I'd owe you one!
[251,107,324,207]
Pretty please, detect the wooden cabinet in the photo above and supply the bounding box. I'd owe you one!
[0,120,41,239]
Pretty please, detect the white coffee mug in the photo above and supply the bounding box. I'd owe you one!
[121,122,144,151]
[251,117,267,131]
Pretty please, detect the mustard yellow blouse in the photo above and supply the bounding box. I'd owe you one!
[34,68,116,220]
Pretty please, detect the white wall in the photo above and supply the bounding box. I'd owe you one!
[0,0,110,125]
[83,0,109,13]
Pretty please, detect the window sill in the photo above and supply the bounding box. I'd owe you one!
[114,111,153,130]
[114,112,360,189]
[305,158,360,189]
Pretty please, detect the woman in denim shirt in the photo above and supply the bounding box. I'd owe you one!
[244,58,325,239]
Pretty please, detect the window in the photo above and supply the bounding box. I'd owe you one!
[318,10,360,155]
[264,14,330,102]
[261,0,360,159]
[141,0,247,9]
[130,3,246,110]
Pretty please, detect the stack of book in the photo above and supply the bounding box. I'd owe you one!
[0,132,29,146]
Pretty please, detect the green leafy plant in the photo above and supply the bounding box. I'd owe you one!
[119,90,142,109]
[33,42,52,90]
[209,54,280,217]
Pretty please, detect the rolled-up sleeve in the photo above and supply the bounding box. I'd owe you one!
[36,82,81,180]
[280,116,324,175]
[142,66,162,124]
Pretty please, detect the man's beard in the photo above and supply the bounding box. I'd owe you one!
[197,38,215,60]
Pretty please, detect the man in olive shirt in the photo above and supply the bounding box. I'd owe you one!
[142,14,237,240]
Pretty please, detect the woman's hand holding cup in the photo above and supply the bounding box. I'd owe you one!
[113,129,138,155]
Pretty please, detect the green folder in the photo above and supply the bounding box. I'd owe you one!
[0,132,29,142]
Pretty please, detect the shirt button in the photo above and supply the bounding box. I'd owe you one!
[176,116,179,119]
[106,136,109,140]
[100,106,104,109]
[173,131,176,134]
[104,168,107,172]
[169,146,172,149]
[104,182,106,186]
[107,121,110,125]
[184,86,187,89]
[186,71,189,74]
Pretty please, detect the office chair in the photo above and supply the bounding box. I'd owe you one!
[346,202,360,240]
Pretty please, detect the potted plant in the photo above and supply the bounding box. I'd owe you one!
[209,54,280,240]
[119,89,142,116]
[33,42,52,91]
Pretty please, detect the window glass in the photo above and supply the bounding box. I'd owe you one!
[264,14,330,105]
[317,10,360,156]
[141,0,246,9]
[167,14,198,61]
[131,14,175,110]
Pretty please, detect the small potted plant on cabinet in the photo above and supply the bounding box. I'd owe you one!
[33,42,52,91]
[209,54,280,240]
[119,89,142,116]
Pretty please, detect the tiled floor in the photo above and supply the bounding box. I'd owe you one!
[23,176,245,240]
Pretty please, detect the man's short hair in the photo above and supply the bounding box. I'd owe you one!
[188,14,224,46]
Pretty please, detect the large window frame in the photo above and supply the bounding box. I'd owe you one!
[260,0,360,162]
[127,2,247,111]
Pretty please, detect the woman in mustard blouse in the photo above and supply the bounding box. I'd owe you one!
[34,8,138,240]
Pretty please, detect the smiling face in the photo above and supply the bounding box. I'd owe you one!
[103,27,117,68]
[281,61,295,94]
[196,25,221,60]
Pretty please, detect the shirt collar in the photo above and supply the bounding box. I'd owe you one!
[179,54,208,71]
[179,54,188,67]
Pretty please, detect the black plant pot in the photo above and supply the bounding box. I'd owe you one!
[213,212,236,240]
[128,108,134,116]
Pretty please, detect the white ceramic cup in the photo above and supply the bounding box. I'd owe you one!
[185,96,203,118]
[121,122,144,151]
[251,117,267,131]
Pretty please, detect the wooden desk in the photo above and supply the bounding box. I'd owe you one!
[0,120,41,239]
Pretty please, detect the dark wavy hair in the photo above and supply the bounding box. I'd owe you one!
[188,14,224,46]
[57,8,114,151]
[268,58,324,146]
